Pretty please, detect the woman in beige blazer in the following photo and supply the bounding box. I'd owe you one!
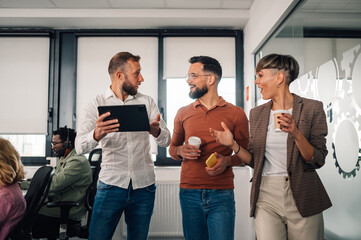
[210,54,332,240]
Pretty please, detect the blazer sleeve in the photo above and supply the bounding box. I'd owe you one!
[307,101,328,168]
[247,109,255,169]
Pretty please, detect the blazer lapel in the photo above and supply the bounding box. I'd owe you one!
[287,94,303,169]
[256,101,272,170]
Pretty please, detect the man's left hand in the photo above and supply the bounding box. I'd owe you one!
[205,153,231,176]
[149,113,161,138]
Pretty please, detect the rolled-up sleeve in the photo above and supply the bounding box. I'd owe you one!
[75,100,99,155]
[308,101,328,168]
[230,107,249,166]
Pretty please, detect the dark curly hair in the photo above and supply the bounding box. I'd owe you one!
[189,56,222,82]
[53,126,76,146]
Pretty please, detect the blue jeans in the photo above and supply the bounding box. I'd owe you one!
[89,181,156,240]
[179,188,235,240]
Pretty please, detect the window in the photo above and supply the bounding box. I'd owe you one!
[0,36,50,163]
[76,36,159,153]
[157,35,239,165]
[49,30,243,167]
[0,135,46,157]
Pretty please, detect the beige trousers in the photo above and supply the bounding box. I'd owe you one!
[254,176,324,240]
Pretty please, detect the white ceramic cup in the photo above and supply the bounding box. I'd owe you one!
[273,109,290,132]
[188,136,201,148]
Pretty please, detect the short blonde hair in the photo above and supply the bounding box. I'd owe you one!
[0,138,25,185]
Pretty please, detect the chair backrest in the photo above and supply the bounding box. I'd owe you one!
[7,165,53,239]
[88,148,102,183]
[76,149,102,238]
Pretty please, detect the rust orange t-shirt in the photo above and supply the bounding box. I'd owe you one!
[169,97,249,189]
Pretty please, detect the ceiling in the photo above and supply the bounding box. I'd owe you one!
[0,0,360,30]
[296,0,361,30]
[0,0,254,29]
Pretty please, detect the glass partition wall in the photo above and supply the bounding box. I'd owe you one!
[255,0,361,239]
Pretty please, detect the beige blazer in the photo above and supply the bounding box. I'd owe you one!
[248,94,332,218]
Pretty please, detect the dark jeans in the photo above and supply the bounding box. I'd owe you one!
[179,188,235,240]
[89,180,156,240]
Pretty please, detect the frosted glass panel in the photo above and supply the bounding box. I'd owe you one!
[0,37,49,134]
[258,38,361,239]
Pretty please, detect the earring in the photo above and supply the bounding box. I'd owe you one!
[277,84,281,88]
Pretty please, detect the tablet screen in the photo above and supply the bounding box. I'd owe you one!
[97,104,150,132]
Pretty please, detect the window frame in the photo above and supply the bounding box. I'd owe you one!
[0,31,55,166]
[0,29,243,167]
[156,30,244,166]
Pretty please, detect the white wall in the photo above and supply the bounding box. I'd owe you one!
[243,0,299,115]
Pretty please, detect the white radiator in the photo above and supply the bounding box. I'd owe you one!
[120,181,183,238]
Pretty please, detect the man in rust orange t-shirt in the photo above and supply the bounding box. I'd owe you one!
[169,56,249,240]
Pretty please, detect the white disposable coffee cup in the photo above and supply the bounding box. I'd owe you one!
[188,136,201,148]
[273,109,290,132]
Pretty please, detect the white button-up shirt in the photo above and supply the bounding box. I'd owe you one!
[75,88,171,189]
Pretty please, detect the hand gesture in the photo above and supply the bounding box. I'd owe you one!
[149,113,161,138]
[205,153,231,176]
[93,112,119,141]
[209,122,234,147]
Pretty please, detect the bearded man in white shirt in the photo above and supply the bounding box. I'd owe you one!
[75,52,171,240]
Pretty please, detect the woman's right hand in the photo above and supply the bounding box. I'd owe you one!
[209,122,234,147]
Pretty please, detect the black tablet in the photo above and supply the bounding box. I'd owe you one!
[97,104,150,132]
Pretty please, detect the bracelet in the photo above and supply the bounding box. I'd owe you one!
[234,143,241,154]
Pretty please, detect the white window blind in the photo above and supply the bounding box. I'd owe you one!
[76,37,158,120]
[163,37,236,78]
[76,37,158,153]
[0,37,49,134]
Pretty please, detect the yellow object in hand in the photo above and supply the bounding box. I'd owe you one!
[206,153,218,167]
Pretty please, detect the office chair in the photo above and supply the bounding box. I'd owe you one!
[88,148,102,180]
[45,148,102,240]
[82,148,102,234]
[6,166,54,240]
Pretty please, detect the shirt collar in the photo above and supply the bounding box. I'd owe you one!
[192,96,227,108]
[105,86,138,101]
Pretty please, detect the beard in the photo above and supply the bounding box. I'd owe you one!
[189,86,208,99]
[53,147,66,158]
[122,74,138,96]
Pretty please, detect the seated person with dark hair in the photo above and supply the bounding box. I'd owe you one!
[32,127,92,239]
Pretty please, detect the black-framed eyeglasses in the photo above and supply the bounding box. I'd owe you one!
[185,73,211,81]
[51,141,63,147]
